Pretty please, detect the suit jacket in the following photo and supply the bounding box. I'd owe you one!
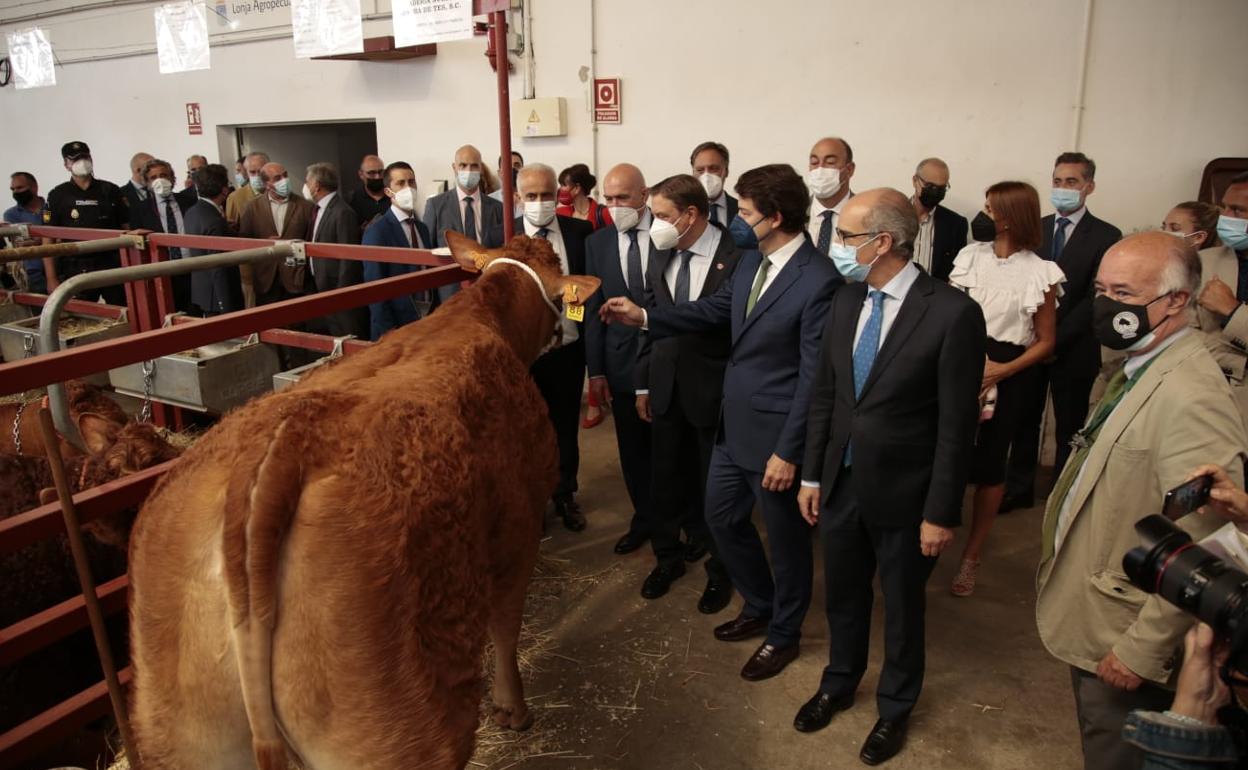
[709,194,739,227]
[184,199,243,315]
[361,210,435,341]
[309,193,367,339]
[1196,245,1248,430]
[121,180,148,225]
[1036,331,1247,683]
[801,268,986,527]
[225,185,257,233]
[583,222,667,394]
[421,188,504,248]
[645,238,841,473]
[634,225,742,427]
[928,205,969,282]
[237,192,315,296]
[1044,210,1122,382]
[130,189,195,233]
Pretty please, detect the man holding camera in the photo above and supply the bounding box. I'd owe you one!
[1036,231,1248,770]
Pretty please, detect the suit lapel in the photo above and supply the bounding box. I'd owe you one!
[448,192,464,234]
[857,273,932,402]
[701,234,737,298]
[737,244,806,339]
[651,247,676,305]
[732,251,761,344]
[839,282,868,401]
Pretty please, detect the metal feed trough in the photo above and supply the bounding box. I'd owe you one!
[0,312,128,383]
[110,334,281,414]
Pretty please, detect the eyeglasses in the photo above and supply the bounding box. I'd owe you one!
[834,228,878,244]
[916,174,950,192]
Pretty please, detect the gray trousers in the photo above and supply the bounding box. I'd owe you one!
[1070,666,1172,770]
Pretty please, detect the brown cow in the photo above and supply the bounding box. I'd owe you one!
[129,231,600,770]
[0,379,130,457]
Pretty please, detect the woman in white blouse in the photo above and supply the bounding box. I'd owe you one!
[948,181,1064,597]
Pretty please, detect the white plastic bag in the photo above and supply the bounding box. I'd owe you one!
[6,27,56,90]
[291,0,363,58]
[154,1,211,74]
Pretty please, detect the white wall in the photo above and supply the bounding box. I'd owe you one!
[1,0,1245,231]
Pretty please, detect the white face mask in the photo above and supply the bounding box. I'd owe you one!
[150,178,174,199]
[699,172,724,200]
[302,183,313,200]
[609,205,642,232]
[808,166,843,199]
[525,200,557,227]
[392,186,418,213]
[650,212,692,251]
[70,159,93,178]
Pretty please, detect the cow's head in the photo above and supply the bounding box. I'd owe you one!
[446,230,601,359]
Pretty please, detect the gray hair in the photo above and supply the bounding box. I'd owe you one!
[141,158,174,179]
[863,188,919,260]
[517,162,556,192]
[306,162,339,192]
[914,157,948,176]
[245,151,270,165]
[1157,236,1201,314]
[187,154,208,165]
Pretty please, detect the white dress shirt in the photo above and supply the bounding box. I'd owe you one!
[156,193,189,259]
[524,217,578,345]
[457,186,483,240]
[269,196,289,235]
[663,221,721,300]
[1053,328,1192,553]
[810,193,850,253]
[914,204,936,273]
[616,207,654,285]
[390,205,424,247]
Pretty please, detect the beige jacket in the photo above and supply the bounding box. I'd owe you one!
[1195,245,1248,431]
[1036,331,1247,684]
[224,184,257,233]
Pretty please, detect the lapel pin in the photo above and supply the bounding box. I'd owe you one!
[716,262,724,270]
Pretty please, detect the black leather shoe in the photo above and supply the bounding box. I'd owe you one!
[998,493,1034,515]
[859,717,908,765]
[793,690,854,733]
[683,538,708,562]
[697,579,732,615]
[614,530,648,555]
[713,613,769,642]
[640,563,686,599]
[740,642,798,681]
[554,496,586,532]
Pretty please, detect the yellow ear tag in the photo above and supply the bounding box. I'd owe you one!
[470,252,487,272]
[564,284,584,321]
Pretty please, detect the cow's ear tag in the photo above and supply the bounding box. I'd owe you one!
[564,284,584,321]
[468,252,487,273]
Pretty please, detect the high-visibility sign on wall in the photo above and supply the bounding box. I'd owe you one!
[594,77,620,124]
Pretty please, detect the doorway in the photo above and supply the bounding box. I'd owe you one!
[217,119,378,190]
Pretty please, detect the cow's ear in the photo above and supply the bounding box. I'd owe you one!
[555,275,602,305]
[445,229,502,274]
[77,412,119,455]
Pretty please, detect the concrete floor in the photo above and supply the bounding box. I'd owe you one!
[491,414,1085,770]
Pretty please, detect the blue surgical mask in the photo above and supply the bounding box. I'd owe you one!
[274,178,291,198]
[1050,187,1083,214]
[249,174,264,193]
[457,170,481,191]
[728,215,759,249]
[1218,215,1248,252]
[829,234,882,282]
[234,172,247,188]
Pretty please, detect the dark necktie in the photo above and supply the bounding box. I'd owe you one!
[404,217,419,248]
[534,227,550,240]
[816,210,834,255]
[164,197,179,235]
[626,229,644,300]
[308,205,321,241]
[1051,217,1072,260]
[674,249,693,303]
[709,203,721,226]
[1237,258,1248,304]
[462,196,476,239]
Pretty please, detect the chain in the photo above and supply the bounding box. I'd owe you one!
[11,335,36,454]
[138,359,156,424]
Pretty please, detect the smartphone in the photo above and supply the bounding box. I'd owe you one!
[1162,475,1213,520]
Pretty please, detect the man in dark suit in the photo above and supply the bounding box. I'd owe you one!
[362,161,436,341]
[304,161,367,340]
[909,158,968,281]
[690,141,739,227]
[423,144,504,302]
[630,173,742,614]
[132,157,197,313]
[1003,152,1121,511]
[583,163,658,556]
[488,164,594,531]
[795,188,986,765]
[183,164,243,316]
[602,164,840,681]
[121,151,153,218]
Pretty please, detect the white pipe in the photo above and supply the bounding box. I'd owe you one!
[589,0,599,181]
[522,0,535,100]
[1070,0,1095,150]
[0,0,153,26]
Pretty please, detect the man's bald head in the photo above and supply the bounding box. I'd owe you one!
[809,137,854,169]
[452,145,483,191]
[454,145,483,166]
[602,163,648,208]
[1100,231,1200,313]
[130,152,154,184]
[841,188,919,260]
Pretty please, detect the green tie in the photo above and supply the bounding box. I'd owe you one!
[746,255,772,316]
[1041,366,1132,562]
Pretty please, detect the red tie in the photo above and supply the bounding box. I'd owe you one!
[405,218,419,248]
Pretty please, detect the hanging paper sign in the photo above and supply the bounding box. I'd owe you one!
[5,27,55,90]
[154,1,211,74]
[291,0,363,58]
[392,0,473,46]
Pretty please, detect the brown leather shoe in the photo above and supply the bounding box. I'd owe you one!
[740,642,798,681]
[713,613,770,642]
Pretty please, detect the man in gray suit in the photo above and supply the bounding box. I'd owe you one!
[305,162,367,339]
[184,164,243,316]
[423,144,504,300]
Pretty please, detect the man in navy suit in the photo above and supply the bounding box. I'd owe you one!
[183,164,244,316]
[362,161,435,341]
[423,144,504,303]
[584,163,657,556]
[690,141,739,227]
[602,164,840,680]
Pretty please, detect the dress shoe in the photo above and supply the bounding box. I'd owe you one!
[614,530,648,555]
[697,579,732,615]
[640,562,685,599]
[860,717,908,765]
[713,613,769,642]
[682,538,708,562]
[740,642,798,681]
[793,690,855,733]
[554,496,586,532]
[998,493,1033,514]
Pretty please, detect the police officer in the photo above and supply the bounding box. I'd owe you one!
[45,141,128,304]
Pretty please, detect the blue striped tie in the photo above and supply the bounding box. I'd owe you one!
[845,289,885,465]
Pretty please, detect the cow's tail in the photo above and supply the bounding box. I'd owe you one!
[222,414,308,770]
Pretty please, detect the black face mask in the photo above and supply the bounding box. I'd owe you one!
[12,189,34,207]
[365,178,384,193]
[971,211,996,242]
[1092,293,1170,351]
[918,184,946,209]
